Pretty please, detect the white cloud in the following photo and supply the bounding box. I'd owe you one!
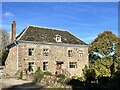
[4,12,14,17]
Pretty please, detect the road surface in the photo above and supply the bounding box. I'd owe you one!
[0,78,44,90]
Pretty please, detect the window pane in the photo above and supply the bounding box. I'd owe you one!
[43,49,48,56]
[28,62,34,72]
[69,62,77,68]
[68,50,72,57]
[28,48,34,56]
[79,53,83,57]
[43,62,48,71]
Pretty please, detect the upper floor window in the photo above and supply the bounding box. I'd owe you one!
[55,35,61,42]
[79,53,83,57]
[43,49,49,56]
[68,50,73,57]
[69,62,77,68]
[28,48,34,56]
[78,50,83,58]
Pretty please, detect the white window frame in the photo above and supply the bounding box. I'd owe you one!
[69,62,77,68]
[43,49,49,56]
[55,35,61,42]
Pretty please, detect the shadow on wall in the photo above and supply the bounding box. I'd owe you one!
[1,82,44,90]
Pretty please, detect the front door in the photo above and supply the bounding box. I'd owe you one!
[55,61,64,74]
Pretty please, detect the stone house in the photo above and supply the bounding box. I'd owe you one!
[4,21,89,77]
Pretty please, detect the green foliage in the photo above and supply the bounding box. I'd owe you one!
[2,50,9,65]
[91,59,112,77]
[89,31,118,60]
[56,74,66,78]
[72,76,79,79]
[57,77,66,84]
[83,65,97,82]
[83,58,119,80]
[56,74,66,84]
[43,71,52,75]
[85,69,97,81]
[77,76,85,81]
[83,65,89,75]
[18,71,23,79]
[34,68,44,82]
[87,58,118,79]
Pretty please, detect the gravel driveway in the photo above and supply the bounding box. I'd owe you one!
[0,78,44,90]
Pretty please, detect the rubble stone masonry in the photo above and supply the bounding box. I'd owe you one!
[4,41,88,77]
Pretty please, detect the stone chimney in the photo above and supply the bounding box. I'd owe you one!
[11,21,16,41]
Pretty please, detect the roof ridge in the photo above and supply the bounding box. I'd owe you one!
[28,25,68,32]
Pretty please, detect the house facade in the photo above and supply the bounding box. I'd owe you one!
[4,21,89,77]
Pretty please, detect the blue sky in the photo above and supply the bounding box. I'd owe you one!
[2,2,118,44]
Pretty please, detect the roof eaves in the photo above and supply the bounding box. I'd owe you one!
[17,40,89,47]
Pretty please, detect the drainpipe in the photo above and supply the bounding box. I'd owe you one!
[14,41,18,71]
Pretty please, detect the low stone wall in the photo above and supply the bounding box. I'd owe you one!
[0,66,4,78]
[23,74,72,88]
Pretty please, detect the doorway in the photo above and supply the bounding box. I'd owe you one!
[55,61,64,74]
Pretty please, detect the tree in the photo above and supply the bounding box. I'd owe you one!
[0,29,10,66]
[0,29,10,50]
[89,31,118,60]
[110,62,115,75]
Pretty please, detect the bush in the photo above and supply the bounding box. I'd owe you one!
[77,76,85,81]
[85,69,97,82]
[18,71,23,79]
[72,76,78,79]
[34,68,44,83]
[56,74,66,78]
[44,71,52,75]
[55,74,66,84]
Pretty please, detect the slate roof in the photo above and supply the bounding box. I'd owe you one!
[17,25,87,45]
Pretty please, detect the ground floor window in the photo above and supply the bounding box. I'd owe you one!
[43,62,48,71]
[69,62,77,68]
[28,62,34,72]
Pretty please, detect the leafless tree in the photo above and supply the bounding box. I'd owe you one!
[0,29,10,50]
[0,29,10,65]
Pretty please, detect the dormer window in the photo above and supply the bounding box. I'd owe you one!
[55,35,61,42]
[78,50,83,58]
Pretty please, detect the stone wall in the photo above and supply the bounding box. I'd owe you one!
[4,42,88,77]
[18,43,88,76]
[4,46,18,76]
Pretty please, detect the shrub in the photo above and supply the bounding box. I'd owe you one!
[56,74,66,78]
[85,69,97,82]
[55,74,67,84]
[18,71,23,79]
[77,76,85,81]
[34,67,44,83]
[44,71,52,75]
